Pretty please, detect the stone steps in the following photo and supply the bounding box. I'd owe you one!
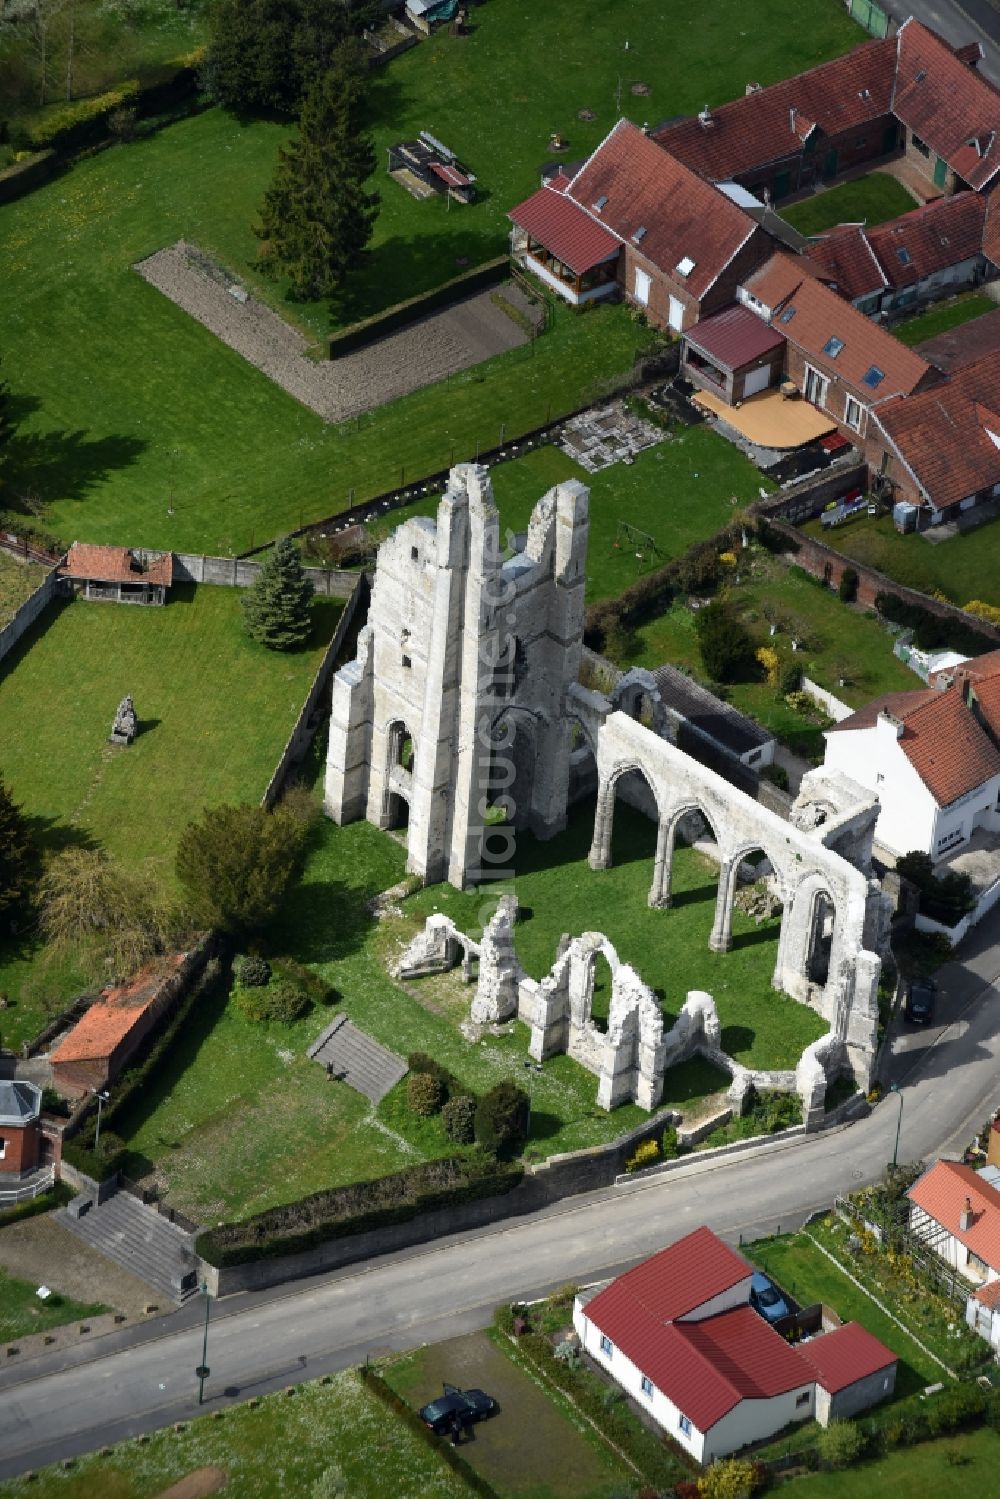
[56,1191,200,1306]
[309,1016,407,1104]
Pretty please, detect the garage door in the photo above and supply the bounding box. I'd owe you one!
[744,366,771,398]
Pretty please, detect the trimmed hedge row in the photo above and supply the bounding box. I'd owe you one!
[326,257,510,359]
[0,149,57,206]
[358,1366,502,1499]
[196,1153,523,1267]
[0,1181,73,1230]
[876,590,997,656]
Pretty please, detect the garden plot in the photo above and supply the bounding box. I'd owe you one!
[558,402,666,472]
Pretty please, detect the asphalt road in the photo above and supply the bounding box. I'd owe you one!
[882,0,1000,84]
[1,941,998,1481]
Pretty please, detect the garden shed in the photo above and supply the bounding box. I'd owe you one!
[58,542,173,606]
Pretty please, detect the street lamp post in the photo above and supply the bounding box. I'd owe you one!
[195,1281,212,1404]
[91,1089,110,1152]
[889,1082,904,1169]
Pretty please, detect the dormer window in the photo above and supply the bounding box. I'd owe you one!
[779,305,796,324]
[859,87,871,100]
[896,247,912,266]
[592,195,608,212]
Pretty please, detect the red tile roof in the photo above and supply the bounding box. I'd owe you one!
[984,188,1000,268]
[893,20,1000,192]
[50,955,185,1064]
[914,305,1000,370]
[973,1278,1000,1308]
[586,1226,752,1327]
[825,687,937,733]
[877,347,1000,510]
[909,1160,1000,1271]
[651,38,897,182]
[684,304,786,369]
[796,1322,897,1393]
[566,119,760,299]
[58,543,173,588]
[805,225,888,303]
[866,192,987,289]
[831,683,1000,805]
[742,253,933,401]
[508,184,620,276]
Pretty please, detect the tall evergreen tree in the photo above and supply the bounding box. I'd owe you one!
[255,40,379,300]
[0,775,35,925]
[241,535,314,650]
[204,0,377,117]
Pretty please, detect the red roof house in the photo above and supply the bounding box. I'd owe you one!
[908,1159,1000,1284]
[894,19,1000,194]
[58,543,173,606]
[50,954,190,1097]
[573,1227,897,1464]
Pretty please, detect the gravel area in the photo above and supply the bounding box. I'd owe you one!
[0,1214,159,1319]
[134,243,528,423]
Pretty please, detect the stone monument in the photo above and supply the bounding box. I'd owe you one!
[109,694,137,746]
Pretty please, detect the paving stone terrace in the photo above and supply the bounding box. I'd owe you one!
[134,243,529,423]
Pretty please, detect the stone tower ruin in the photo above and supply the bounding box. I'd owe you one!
[324,463,589,888]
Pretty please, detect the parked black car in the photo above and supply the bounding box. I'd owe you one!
[419,1385,497,1434]
[905,976,937,1024]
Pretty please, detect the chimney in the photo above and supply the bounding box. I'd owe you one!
[698,105,714,129]
[745,81,762,95]
[960,1197,974,1232]
[876,710,904,741]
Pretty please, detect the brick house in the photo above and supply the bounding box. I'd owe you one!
[509,119,778,332]
[893,20,1000,198]
[0,1081,44,1176]
[49,953,189,1097]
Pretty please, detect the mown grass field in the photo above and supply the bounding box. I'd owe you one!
[799,510,1000,610]
[780,171,916,237]
[0,0,864,553]
[0,1368,474,1498]
[0,1271,106,1345]
[894,290,998,347]
[0,585,341,1049]
[371,428,770,605]
[609,547,918,758]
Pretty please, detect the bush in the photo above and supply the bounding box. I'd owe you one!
[625,1137,661,1172]
[761,763,789,791]
[407,1071,445,1117]
[876,591,995,656]
[839,567,859,603]
[661,1125,680,1159]
[63,1130,128,1184]
[755,645,779,687]
[695,602,757,683]
[817,1419,864,1469]
[779,661,802,695]
[441,1094,477,1144]
[897,850,976,925]
[698,1456,765,1498]
[16,81,142,152]
[235,978,310,1023]
[234,953,271,988]
[406,1052,472,1104]
[965,599,1000,627]
[475,1080,530,1155]
[270,955,335,1005]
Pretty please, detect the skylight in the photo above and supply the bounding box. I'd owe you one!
[593,195,608,212]
[915,69,926,83]
[779,305,797,324]
[822,336,845,358]
[862,365,886,389]
[858,88,871,100]
[633,226,648,244]
[676,255,696,276]
[896,247,912,265]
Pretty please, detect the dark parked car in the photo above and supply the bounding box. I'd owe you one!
[419,1386,497,1434]
[750,1271,790,1324]
[905,976,937,1024]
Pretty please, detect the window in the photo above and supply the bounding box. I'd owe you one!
[968,1250,989,1276]
[632,226,647,245]
[592,195,608,212]
[600,1334,613,1356]
[796,1392,811,1408]
[896,247,912,266]
[641,1375,654,1397]
[678,1414,692,1436]
[912,132,930,157]
[410,546,419,561]
[634,267,651,307]
[822,336,845,359]
[844,395,863,433]
[0,1137,5,1159]
[862,365,886,390]
[803,365,829,408]
[779,305,797,324]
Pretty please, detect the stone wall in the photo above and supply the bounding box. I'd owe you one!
[0,566,59,666]
[755,463,869,526]
[172,552,356,597]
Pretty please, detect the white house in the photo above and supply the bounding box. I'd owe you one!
[573,1226,897,1465]
[822,683,1000,860]
[908,1159,1000,1289]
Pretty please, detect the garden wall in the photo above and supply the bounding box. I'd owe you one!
[261,574,369,809]
[0,566,59,667]
[172,552,357,597]
[755,463,869,526]
[0,149,57,205]
[325,258,511,358]
[801,676,852,723]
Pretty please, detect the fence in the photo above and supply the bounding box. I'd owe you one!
[0,1168,54,1206]
[172,552,356,597]
[755,462,869,526]
[848,0,892,37]
[261,573,369,809]
[800,676,853,723]
[0,566,60,668]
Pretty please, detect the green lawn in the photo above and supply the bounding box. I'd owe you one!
[894,291,998,347]
[780,172,917,236]
[799,510,1000,610]
[0,0,864,554]
[0,553,48,626]
[0,1368,474,1498]
[369,428,771,605]
[385,1333,634,1499]
[0,585,341,1049]
[607,548,919,758]
[785,1426,1000,1496]
[0,1270,106,1345]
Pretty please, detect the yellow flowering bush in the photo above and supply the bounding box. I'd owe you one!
[965,599,1000,626]
[719,550,738,567]
[755,645,780,687]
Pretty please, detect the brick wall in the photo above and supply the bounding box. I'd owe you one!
[0,1121,40,1175]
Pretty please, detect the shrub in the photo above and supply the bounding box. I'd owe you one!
[475,1080,530,1155]
[695,601,757,683]
[661,1125,680,1159]
[270,955,335,1005]
[897,850,976,925]
[761,763,789,791]
[406,1052,472,1103]
[839,567,859,603]
[755,645,779,687]
[63,1130,128,1184]
[625,1137,660,1173]
[817,1419,864,1469]
[698,1456,764,1498]
[441,1094,477,1144]
[407,1072,445,1117]
[965,599,1000,627]
[779,661,802,695]
[235,978,310,1023]
[234,953,271,988]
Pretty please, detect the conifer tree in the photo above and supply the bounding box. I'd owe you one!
[241,535,314,650]
[0,775,35,924]
[255,40,379,300]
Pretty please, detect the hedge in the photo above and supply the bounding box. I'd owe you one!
[0,1181,73,1229]
[0,149,57,206]
[62,1132,128,1183]
[357,1366,502,1498]
[196,1153,523,1266]
[326,257,510,358]
[875,591,997,656]
[270,954,336,1006]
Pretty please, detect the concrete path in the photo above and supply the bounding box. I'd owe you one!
[135,243,527,424]
[1,959,998,1478]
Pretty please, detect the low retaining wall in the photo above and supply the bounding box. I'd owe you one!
[325,257,510,359]
[172,552,356,597]
[801,676,853,723]
[614,1123,807,1186]
[756,463,869,526]
[916,873,1000,944]
[0,566,59,666]
[261,574,369,809]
